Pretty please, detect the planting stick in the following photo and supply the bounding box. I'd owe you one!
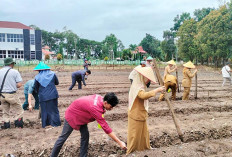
[176,69,180,93]
[152,59,184,142]
[194,74,197,99]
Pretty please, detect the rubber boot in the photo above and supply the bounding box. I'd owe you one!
[1,121,10,129]
[14,117,24,128]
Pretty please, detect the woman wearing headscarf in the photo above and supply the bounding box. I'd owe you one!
[182,61,197,100]
[34,62,61,128]
[127,67,165,155]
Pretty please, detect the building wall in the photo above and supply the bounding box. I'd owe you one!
[0,27,42,60]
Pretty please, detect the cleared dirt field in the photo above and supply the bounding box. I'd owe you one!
[0,65,232,157]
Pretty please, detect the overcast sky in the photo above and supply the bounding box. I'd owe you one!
[0,0,227,47]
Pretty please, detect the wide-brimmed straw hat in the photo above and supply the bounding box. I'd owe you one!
[146,56,153,61]
[167,59,176,65]
[183,61,195,68]
[33,62,51,71]
[134,67,156,83]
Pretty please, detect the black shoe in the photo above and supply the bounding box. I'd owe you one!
[1,121,10,129]
[14,117,24,128]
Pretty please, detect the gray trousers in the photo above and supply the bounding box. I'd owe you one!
[222,77,232,86]
[50,119,89,157]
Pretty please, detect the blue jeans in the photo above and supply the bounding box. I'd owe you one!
[50,119,89,157]
[22,92,39,110]
[69,75,82,90]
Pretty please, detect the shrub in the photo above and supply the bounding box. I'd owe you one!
[45,54,50,60]
[104,56,109,61]
[57,54,62,61]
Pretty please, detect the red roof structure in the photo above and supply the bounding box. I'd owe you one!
[0,21,32,29]
[132,46,147,54]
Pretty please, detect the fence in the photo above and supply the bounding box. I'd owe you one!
[0,59,142,66]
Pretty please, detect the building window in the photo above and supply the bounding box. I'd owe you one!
[30,51,36,60]
[30,34,35,45]
[8,50,24,59]
[0,50,6,58]
[0,33,5,42]
[7,34,23,43]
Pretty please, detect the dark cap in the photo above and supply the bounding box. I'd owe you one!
[4,57,16,66]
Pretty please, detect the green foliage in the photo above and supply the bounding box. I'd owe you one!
[193,7,215,22]
[161,30,176,61]
[171,12,191,32]
[104,56,109,61]
[177,19,197,62]
[140,34,162,59]
[122,49,132,60]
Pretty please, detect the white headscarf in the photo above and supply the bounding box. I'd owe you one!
[128,71,149,111]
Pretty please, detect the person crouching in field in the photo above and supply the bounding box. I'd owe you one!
[50,93,127,157]
[68,70,91,90]
[182,61,197,100]
[127,67,165,155]
[159,60,178,101]
[221,62,232,87]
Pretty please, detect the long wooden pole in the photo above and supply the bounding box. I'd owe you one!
[176,69,180,93]
[153,59,184,142]
[194,73,197,99]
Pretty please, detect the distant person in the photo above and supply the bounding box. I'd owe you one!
[83,59,91,71]
[69,70,91,90]
[0,57,23,129]
[163,60,177,80]
[182,61,197,100]
[50,93,127,157]
[221,62,232,87]
[128,61,146,84]
[22,79,39,111]
[146,56,153,67]
[34,62,61,128]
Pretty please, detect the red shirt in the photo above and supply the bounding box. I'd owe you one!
[65,94,112,134]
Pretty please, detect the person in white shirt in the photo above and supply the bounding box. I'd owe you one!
[221,62,232,86]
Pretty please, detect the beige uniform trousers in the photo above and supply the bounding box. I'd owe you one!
[182,87,190,100]
[0,93,23,122]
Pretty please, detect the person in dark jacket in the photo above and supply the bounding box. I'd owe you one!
[34,62,61,128]
[83,59,91,71]
[68,70,91,90]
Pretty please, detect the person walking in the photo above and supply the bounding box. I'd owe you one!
[159,60,178,101]
[34,62,61,128]
[68,70,91,90]
[0,57,23,129]
[50,92,127,157]
[182,61,197,100]
[127,67,165,155]
[22,79,39,111]
[221,62,232,87]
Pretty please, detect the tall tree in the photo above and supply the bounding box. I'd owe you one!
[171,12,191,32]
[140,34,162,59]
[193,7,215,22]
[161,30,176,61]
[195,5,232,66]
[176,19,198,62]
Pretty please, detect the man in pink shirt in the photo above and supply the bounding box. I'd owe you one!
[51,93,127,157]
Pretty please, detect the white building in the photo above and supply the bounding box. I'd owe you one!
[0,21,42,60]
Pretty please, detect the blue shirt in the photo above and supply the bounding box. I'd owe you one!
[72,70,86,86]
[24,80,35,94]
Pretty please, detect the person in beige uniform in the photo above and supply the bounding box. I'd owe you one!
[159,60,178,101]
[182,61,197,100]
[163,60,177,80]
[127,67,165,155]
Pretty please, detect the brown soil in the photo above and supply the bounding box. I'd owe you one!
[0,66,232,157]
